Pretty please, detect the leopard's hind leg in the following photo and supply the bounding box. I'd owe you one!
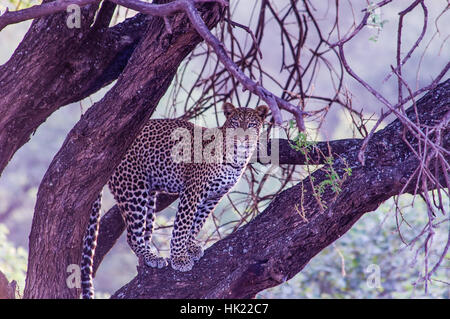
[109,165,167,269]
[143,190,167,268]
[119,190,167,269]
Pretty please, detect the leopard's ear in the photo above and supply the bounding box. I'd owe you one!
[223,102,236,118]
[255,105,269,119]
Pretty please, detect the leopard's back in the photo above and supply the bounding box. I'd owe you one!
[108,119,195,197]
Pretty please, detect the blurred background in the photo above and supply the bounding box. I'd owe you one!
[0,0,448,298]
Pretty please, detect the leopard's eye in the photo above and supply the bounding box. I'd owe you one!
[248,122,258,128]
[230,119,239,126]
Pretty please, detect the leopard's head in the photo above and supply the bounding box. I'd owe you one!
[221,103,269,162]
[222,102,269,132]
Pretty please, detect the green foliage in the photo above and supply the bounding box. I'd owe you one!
[289,121,317,159]
[367,2,389,42]
[288,130,352,210]
[315,156,348,196]
[0,224,27,297]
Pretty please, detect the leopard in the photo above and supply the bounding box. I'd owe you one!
[80,102,269,299]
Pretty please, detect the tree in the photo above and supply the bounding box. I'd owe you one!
[0,0,448,298]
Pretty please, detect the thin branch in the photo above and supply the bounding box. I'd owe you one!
[186,0,306,129]
[109,0,306,130]
[0,0,99,31]
[0,0,225,31]
[329,0,393,48]
[224,17,262,59]
[384,0,428,83]
[109,0,227,17]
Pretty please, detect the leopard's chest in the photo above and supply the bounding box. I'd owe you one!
[205,164,245,199]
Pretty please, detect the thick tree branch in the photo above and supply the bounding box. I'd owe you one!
[111,79,449,299]
[0,4,149,177]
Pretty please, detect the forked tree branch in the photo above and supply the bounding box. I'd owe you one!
[0,2,148,177]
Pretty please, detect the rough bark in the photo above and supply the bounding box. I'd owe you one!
[0,271,16,299]
[23,2,224,298]
[110,79,449,299]
[0,1,148,176]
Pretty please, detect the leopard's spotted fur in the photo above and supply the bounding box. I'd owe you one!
[80,103,268,298]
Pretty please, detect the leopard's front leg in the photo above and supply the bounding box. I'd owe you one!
[186,194,223,261]
[170,184,203,272]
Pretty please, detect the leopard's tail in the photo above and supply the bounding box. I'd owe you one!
[81,192,102,299]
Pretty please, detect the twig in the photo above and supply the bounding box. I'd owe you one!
[181,0,306,129]
[225,17,262,59]
[384,0,428,83]
[329,0,393,48]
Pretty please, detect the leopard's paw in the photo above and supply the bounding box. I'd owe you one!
[187,242,204,261]
[170,255,194,272]
[144,253,168,269]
